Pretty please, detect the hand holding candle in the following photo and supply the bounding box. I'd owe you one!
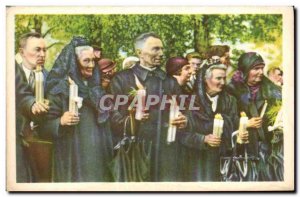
[204,134,221,147]
[171,113,187,129]
[60,111,80,126]
[31,102,49,115]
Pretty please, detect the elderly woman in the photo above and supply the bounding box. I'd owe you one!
[42,37,113,182]
[180,63,239,181]
[226,52,282,181]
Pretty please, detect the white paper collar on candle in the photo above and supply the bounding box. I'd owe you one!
[206,93,219,112]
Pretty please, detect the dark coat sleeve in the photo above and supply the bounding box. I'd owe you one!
[109,74,131,138]
[176,89,208,150]
[15,63,35,119]
[178,108,208,150]
[38,93,68,140]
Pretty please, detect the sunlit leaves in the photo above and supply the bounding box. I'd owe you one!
[15,14,282,71]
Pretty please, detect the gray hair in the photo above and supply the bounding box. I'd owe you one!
[134,32,161,50]
[205,64,227,80]
[75,46,94,58]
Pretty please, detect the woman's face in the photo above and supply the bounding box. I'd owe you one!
[247,64,265,86]
[220,52,230,66]
[205,69,226,96]
[78,49,95,79]
[180,64,192,84]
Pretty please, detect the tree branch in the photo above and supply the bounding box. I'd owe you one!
[43,26,56,38]
[46,42,64,49]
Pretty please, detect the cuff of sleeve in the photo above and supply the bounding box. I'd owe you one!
[199,135,208,150]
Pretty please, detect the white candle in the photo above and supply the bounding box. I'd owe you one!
[167,97,179,144]
[133,74,146,120]
[135,89,146,120]
[34,66,44,103]
[68,77,82,116]
[260,100,268,118]
[237,112,249,144]
[213,113,224,138]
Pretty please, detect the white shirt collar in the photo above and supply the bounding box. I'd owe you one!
[83,80,88,86]
[139,64,157,72]
[21,64,34,83]
[206,93,219,112]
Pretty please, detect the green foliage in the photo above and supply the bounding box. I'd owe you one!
[266,100,282,125]
[15,14,282,72]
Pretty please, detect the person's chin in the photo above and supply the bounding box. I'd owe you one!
[84,73,93,78]
[217,87,223,92]
[153,61,161,65]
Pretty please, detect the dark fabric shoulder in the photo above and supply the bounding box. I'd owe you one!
[261,77,282,100]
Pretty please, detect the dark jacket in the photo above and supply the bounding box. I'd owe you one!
[226,76,282,156]
[42,37,113,182]
[180,64,239,181]
[109,64,193,182]
[15,63,48,182]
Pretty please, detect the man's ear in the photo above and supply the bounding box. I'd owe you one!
[19,48,24,56]
[136,49,142,57]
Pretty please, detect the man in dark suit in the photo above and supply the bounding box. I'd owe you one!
[15,32,49,182]
[109,32,191,181]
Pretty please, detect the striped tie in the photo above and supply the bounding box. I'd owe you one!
[28,71,35,92]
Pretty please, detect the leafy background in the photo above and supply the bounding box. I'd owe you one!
[15,14,282,73]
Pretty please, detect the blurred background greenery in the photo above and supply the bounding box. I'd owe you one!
[15,14,282,73]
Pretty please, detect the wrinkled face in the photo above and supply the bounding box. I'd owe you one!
[220,52,230,66]
[247,64,265,86]
[20,37,46,69]
[176,64,192,85]
[205,69,226,96]
[78,49,95,79]
[271,69,283,85]
[138,37,163,67]
[189,58,202,74]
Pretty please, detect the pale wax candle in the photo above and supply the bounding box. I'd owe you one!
[167,97,179,144]
[135,89,146,120]
[35,66,44,103]
[237,112,249,144]
[213,113,224,138]
[260,100,268,118]
[133,74,146,120]
[68,77,82,116]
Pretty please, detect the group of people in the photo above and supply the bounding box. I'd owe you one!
[15,31,283,183]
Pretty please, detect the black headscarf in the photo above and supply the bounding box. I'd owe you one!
[46,36,109,124]
[195,63,236,154]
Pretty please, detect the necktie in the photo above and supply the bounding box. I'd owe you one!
[28,71,35,92]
